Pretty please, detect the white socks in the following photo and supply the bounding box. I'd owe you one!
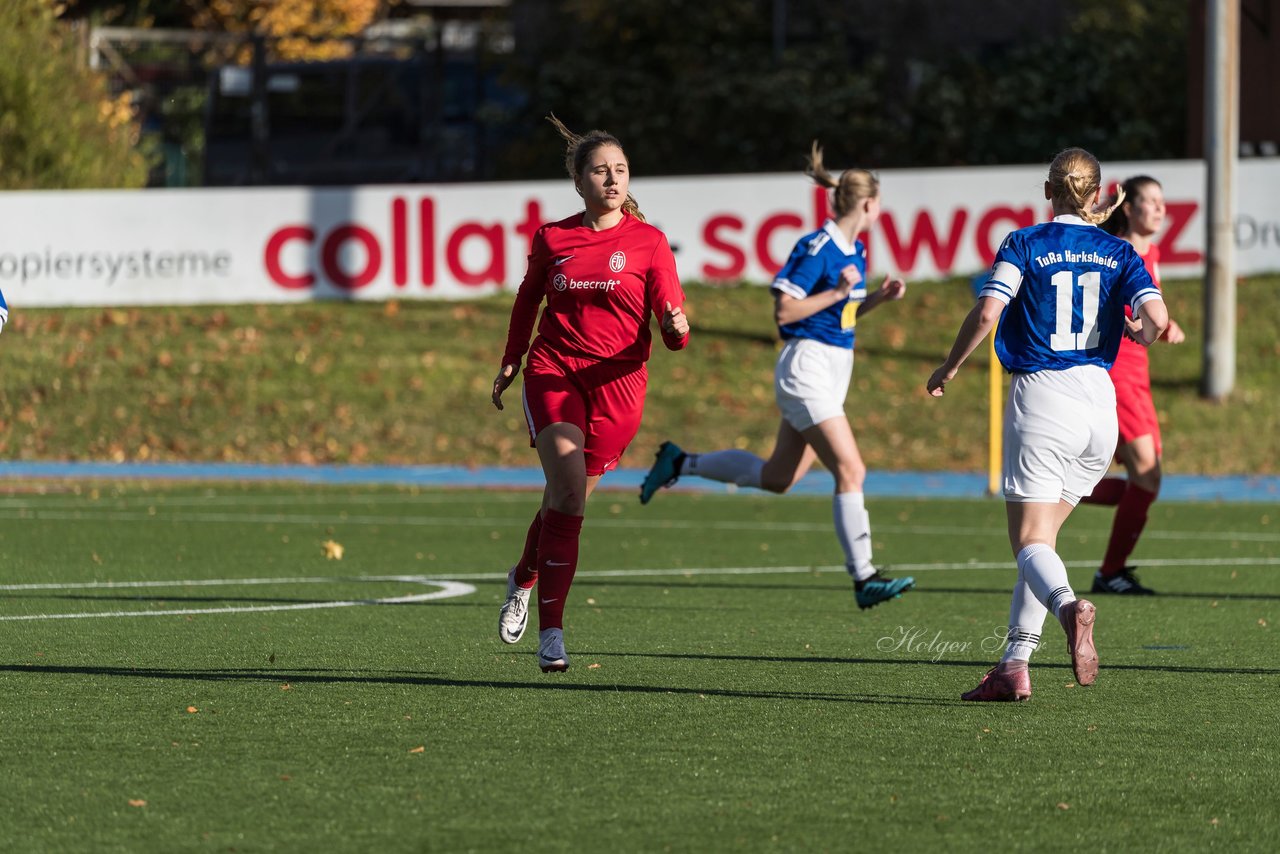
[1003,562,1048,663]
[1002,543,1076,663]
[681,457,874,582]
[682,450,764,489]
[834,492,875,581]
[1018,543,1077,618]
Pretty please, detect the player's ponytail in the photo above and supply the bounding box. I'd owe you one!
[546,113,646,223]
[805,140,879,219]
[1049,147,1123,226]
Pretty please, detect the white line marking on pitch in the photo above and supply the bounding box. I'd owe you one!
[6,555,1276,622]
[423,555,1280,581]
[2,508,1278,543]
[0,577,475,622]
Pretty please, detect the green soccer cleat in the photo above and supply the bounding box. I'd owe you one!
[639,441,685,505]
[854,571,915,610]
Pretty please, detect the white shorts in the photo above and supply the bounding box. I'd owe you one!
[774,337,854,431]
[1003,365,1118,505]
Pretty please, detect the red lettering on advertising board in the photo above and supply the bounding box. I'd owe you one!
[321,225,381,289]
[701,215,747,278]
[392,198,408,287]
[880,209,968,272]
[975,206,1036,266]
[263,226,315,289]
[1160,201,1201,265]
[419,197,435,286]
[446,222,505,286]
[514,200,545,254]
[264,195,534,291]
[813,185,830,228]
[755,213,805,273]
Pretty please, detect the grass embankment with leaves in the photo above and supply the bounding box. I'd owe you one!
[2,276,1276,474]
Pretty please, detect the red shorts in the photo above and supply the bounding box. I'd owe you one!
[521,342,647,476]
[1112,373,1162,457]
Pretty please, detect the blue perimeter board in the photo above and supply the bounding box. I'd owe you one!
[0,462,1276,503]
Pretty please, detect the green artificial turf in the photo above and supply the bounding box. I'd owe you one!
[0,484,1275,851]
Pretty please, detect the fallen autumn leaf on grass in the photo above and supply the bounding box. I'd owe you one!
[322,539,344,560]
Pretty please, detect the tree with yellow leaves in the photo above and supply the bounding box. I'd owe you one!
[194,0,392,62]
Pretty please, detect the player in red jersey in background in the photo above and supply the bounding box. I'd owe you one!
[491,115,690,672]
[1081,175,1185,595]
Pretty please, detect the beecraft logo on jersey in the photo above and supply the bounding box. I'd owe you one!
[609,251,626,273]
[553,273,567,291]
[566,278,620,291]
[261,196,552,291]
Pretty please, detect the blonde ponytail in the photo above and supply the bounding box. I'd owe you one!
[804,139,878,218]
[1048,148,1121,225]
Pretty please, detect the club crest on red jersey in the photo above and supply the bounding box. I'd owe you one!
[609,251,626,273]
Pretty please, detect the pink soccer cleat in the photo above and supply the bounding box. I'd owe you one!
[961,664,1032,702]
[1059,599,1098,686]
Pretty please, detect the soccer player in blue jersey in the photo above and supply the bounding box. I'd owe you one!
[927,147,1168,701]
[640,142,915,610]
[0,286,7,334]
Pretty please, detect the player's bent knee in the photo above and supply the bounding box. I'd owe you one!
[545,484,587,515]
[759,470,795,494]
[834,466,866,493]
[1134,469,1162,495]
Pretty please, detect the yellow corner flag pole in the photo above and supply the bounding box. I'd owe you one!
[987,321,1002,497]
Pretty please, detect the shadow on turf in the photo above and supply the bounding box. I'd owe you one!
[0,663,970,707]
[905,586,1280,602]
[577,651,1280,677]
[6,652,1278,712]
[590,579,1280,602]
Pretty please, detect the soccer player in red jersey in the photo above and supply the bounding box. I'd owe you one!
[491,116,690,672]
[1082,176,1185,596]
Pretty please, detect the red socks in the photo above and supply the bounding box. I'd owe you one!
[512,511,543,589]
[1099,484,1158,575]
[1082,476,1127,506]
[534,508,584,630]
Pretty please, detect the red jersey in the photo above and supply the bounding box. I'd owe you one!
[1109,241,1160,385]
[501,212,688,367]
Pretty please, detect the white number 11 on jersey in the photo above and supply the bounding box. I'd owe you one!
[1050,270,1100,351]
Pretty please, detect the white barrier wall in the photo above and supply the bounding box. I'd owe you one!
[1,160,1278,307]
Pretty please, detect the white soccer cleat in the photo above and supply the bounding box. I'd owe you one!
[537,627,569,673]
[498,569,531,645]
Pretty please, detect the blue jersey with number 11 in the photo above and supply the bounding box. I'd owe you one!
[979,215,1162,374]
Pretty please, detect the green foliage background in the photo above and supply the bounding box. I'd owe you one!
[499,0,1189,177]
[0,1,150,190]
